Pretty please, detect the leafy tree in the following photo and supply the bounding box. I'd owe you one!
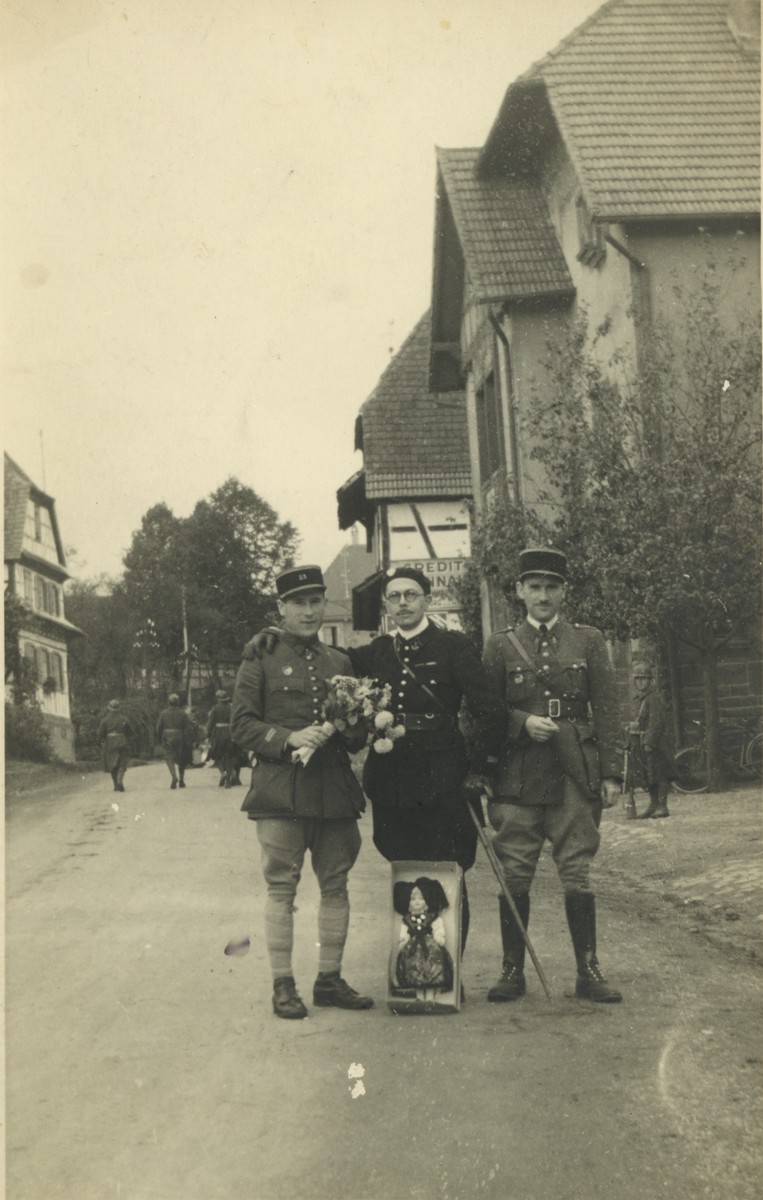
[120,478,298,692]
[470,254,762,789]
[4,587,35,702]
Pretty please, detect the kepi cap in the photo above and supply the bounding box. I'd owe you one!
[276,564,326,600]
[383,566,431,596]
[518,547,567,582]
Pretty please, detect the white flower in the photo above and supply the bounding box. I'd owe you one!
[374,737,394,754]
[390,725,406,741]
[374,710,394,730]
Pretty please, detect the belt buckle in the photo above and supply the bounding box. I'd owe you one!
[548,699,561,718]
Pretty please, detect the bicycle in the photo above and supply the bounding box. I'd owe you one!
[673,716,763,794]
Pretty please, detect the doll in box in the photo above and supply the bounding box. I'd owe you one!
[393,877,454,993]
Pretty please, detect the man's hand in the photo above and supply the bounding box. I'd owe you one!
[286,724,334,750]
[242,627,282,660]
[463,771,493,799]
[600,778,620,808]
[524,716,560,743]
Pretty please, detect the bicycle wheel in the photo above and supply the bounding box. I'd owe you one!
[745,732,763,777]
[673,745,708,794]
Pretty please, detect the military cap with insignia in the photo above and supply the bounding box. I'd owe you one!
[518,547,567,582]
[276,564,326,600]
[383,565,432,595]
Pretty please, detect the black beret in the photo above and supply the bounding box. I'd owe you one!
[518,547,567,582]
[383,566,431,596]
[276,564,326,600]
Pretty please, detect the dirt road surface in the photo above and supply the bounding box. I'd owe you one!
[6,763,762,1200]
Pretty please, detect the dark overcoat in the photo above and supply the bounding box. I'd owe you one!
[231,633,366,820]
[635,688,676,784]
[482,619,623,806]
[97,710,133,773]
[156,706,194,767]
[350,622,505,809]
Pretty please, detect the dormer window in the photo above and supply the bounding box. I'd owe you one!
[576,194,606,267]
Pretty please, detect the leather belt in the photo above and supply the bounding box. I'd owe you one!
[523,699,588,719]
[398,712,455,732]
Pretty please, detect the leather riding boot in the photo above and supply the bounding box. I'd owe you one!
[487,893,529,1002]
[636,788,659,819]
[565,892,622,1003]
[651,782,669,818]
[272,976,308,1020]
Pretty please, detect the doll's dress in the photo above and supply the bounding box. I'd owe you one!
[396,911,454,990]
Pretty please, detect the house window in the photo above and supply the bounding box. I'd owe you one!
[576,194,606,267]
[23,569,34,604]
[24,642,36,677]
[34,575,45,610]
[475,370,507,482]
[34,503,42,541]
[36,646,50,682]
[50,653,65,690]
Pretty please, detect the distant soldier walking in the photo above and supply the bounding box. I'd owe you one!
[206,689,237,788]
[156,694,195,790]
[97,699,134,793]
[482,548,624,1004]
[631,663,675,819]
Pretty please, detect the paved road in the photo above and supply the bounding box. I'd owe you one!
[6,763,762,1200]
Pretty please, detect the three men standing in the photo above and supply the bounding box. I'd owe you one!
[482,548,624,1003]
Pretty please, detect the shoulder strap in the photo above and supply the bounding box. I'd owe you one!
[390,638,447,714]
[505,629,538,674]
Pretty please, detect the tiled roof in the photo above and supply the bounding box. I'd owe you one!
[480,0,760,218]
[437,148,574,301]
[360,312,471,498]
[4,452,67,571]
[4,453,34,561]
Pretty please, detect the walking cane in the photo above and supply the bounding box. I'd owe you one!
[464,793,552,1001]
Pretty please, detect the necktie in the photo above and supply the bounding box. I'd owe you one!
[538,624,549,638]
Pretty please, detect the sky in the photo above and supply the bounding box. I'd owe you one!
[4,0,602,582]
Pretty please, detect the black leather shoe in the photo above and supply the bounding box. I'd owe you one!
[179,780,186,789]
[487,963,526,1002]
[170,780,177,790]
[575,959,622,1003]
[272,976,308,1020]
[313,973,373,1010]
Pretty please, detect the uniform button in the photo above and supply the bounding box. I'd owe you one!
[544,690,551,697]
[543,665,550,672]
[542,651,549,658]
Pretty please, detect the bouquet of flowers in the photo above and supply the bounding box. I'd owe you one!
[291,674,406,766]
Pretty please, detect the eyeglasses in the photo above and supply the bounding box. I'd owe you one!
[386,590,425,603]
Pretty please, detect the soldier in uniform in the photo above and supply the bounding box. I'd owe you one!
[231,565,373,1020]
[243,566,504,958]
[631,662,674,819]
[156,693,195,790]
[206,689,237,788]
[97,699,134,793]
[481,548,624,1004]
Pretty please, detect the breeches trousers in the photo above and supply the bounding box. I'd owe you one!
[488,777,601,895]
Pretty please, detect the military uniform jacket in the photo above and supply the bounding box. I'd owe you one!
[231,633,366,820]
[482,619,623,806]
[206,701,234,758]
[97,710,134,772]
[636,689,675,782]
[156,707,194,765]
[350,621,505,810]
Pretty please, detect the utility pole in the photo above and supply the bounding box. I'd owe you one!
[181,585,192,709]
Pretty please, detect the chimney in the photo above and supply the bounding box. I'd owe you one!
[727,0,760,55]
